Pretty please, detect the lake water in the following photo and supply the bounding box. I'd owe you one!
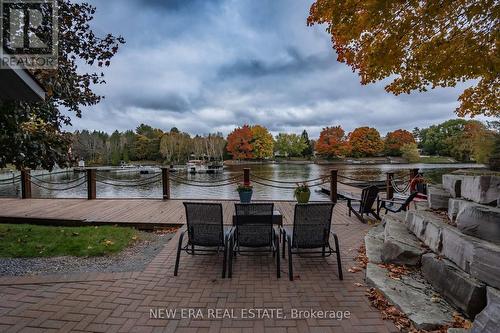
[0,163,486,201]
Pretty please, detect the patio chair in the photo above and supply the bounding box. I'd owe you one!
[174,202,232,278]
[377,191,419,215]
[345,185,381,223]
[281,203,342,281]
[229,203,280,278]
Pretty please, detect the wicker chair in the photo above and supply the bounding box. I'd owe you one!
[174,202,233,278]
[377,191,419,215]
[281,203,342,281]
[345,185,381,223]
[229,203,279,278]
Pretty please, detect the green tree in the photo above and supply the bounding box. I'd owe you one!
[1,1,125,170]
[301,130,314,157]
[275,133,307,158]
[401,143,420,163]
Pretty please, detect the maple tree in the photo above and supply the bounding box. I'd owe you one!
[251,125,274,159]
[307,0,499,118]
[315,126,350,158]
[384,129,415,156]
[348,127,384,157]
[226,125,254,160]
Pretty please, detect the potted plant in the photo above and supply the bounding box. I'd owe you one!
[237,183,253,203]
[294,182,311,203]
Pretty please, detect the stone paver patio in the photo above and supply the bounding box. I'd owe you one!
[0,204,397,333]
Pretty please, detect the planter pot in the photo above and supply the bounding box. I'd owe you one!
[295,191,311,204]
[238,190,253,203]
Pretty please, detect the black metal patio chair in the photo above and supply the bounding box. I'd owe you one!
[377,191,419,215]
[281,203,342,281]
[174,202,233,278]
[229,203,280,278]
[345,185,381,223]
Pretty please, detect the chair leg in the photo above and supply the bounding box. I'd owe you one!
[287,235,293,281]
[282,230,286,259]
[222,235,228,279]
[228,237,233,278]
[347,200,352,216]
[276,234,280,278]
[174,231,185,276]
[333,233,343,280]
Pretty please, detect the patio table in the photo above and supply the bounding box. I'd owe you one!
[232,210,282,226]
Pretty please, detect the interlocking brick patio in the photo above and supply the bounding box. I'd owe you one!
[0,203,397,333]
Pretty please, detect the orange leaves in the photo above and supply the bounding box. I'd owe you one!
[348,127,384,157]
[384,129,415,156]
[307,0,499,118]
[315,126,350,158]
[226,125,254,160]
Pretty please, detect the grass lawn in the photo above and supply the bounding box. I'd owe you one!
[0,224,142,258]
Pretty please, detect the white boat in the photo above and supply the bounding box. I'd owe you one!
[186,160,223,174]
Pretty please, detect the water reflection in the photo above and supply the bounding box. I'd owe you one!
[0,163,486,201]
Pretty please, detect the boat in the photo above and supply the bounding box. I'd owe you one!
[186,160,224,174]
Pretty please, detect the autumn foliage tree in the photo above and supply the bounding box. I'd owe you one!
[226,125,254,160]
[384,130,415,156]
[348,127,384,157]
[315,126,350,158]
[307,0,499,118]
[251,125,274,159]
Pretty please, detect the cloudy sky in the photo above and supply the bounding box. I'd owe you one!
[68,0,483,138]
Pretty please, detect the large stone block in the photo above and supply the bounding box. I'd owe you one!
[443,174,465,198]
[470,241,500,290]
[441,226,476,273]
[456,203,500,244]
[460,175,500,205]
[472,287,500,333]
[406,210,445,253]
[382,218,425,265]
[421,253,486,318]
[448,198,469,223]
[365,224,384,264]
[366,263,455,330]
[428,185,451,210]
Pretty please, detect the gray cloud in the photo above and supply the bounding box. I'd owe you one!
[67,0,490,139]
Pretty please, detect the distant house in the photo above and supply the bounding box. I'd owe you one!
[0,51,46,102]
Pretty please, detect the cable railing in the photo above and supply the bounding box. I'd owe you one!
[9,167,422,201]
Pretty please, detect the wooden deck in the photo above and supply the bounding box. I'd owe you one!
[0,198,356,229]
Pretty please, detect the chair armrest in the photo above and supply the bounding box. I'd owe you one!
[379,198,406,205]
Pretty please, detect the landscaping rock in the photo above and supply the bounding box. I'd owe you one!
[421,253,486,318]
[471,287,500,333]
[366,263,455,330]
[460,175,500,205]
[365,224,384,264]
[443,174,465,198]
[428,185,451,210]
[470,241,500,290]
[448,198,469,223]
[381,218,425,265]
[456,203,500,244]
[441,226,476,273]
[406,210,446,253]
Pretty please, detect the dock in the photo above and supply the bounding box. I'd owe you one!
[0,198,354,229]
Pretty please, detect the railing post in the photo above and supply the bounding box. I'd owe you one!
[243,168,250,186]
[162,167,170,200]
[330,169,337,203]
[86,168,96,200]
[21,169,31,199]
[409,168,419,193]
[386,172,394,200]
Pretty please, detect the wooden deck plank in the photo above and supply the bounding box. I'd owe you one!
[0,198,360,228]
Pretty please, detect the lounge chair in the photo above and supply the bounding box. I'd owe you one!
[174,202,232,278]
[229,203,280,278]
[345,185,381,223]
[377,191,419,215]
[281,203,342,281]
